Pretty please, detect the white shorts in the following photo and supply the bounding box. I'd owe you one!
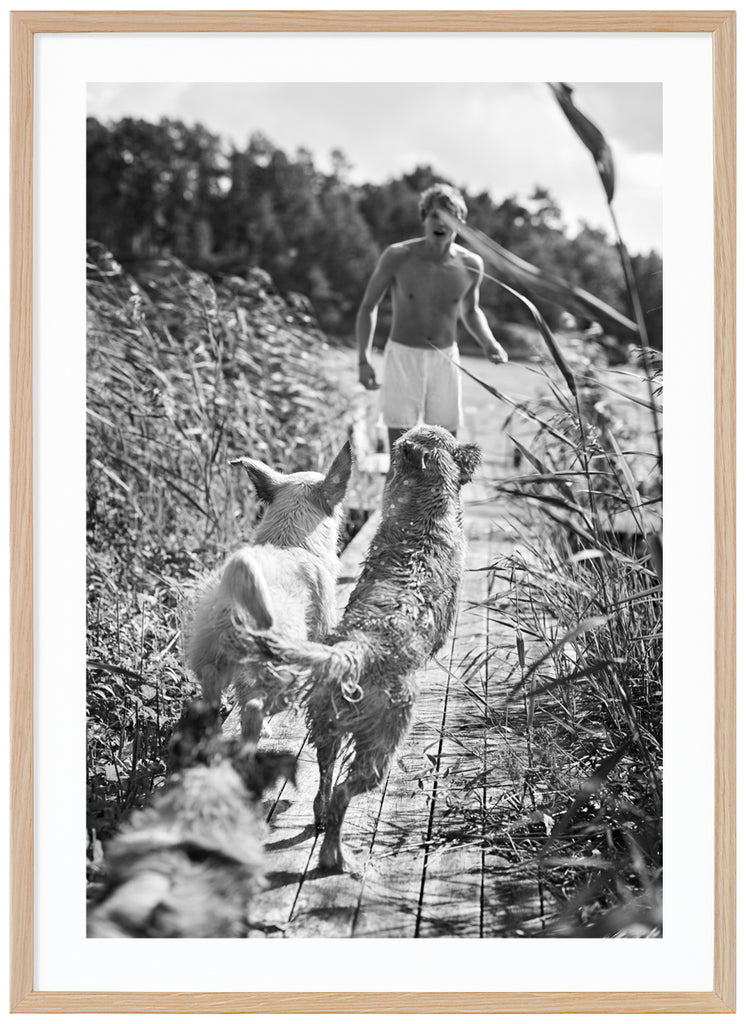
[380,339,463,431]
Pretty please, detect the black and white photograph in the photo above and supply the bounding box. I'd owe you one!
[84,81,663,940]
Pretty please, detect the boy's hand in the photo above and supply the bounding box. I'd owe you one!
[486,341,508,364]
[359,359,380,390]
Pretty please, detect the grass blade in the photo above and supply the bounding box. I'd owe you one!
[549,82,615,202]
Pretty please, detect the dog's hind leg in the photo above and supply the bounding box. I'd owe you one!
[312,734,342,832]
[318,747,390,873]
[199,665,223,710]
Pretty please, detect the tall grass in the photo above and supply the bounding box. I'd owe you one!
[439,336,662,935]
[438,83,664,932]
[497,356,661,935]
[86,244,356,849]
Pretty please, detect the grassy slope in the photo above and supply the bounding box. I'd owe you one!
[86,247,356,847]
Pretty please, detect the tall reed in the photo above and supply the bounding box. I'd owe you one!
[451,336,662,934]
[440,90,663,927]
[549,82,663,469]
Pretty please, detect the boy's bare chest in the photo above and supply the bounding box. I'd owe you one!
[394,257,471,307]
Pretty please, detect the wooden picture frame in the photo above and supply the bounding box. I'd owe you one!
[10,10,735,1013]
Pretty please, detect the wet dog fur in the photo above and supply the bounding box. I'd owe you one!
[86,700,296,938]
[251,425,481,871]
[186,442,352,742]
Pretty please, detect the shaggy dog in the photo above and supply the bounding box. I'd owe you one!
[87,700,295,938]
[251,425,481,872]
[186,442,353,742]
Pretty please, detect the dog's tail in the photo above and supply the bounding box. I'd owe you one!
[234,629,368,705]
[219,550,274,632]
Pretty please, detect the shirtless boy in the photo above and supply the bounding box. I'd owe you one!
[356,183,508,451]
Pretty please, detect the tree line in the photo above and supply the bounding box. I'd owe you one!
[87,116,662,347]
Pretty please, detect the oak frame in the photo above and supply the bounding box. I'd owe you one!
[9,10,736,1014]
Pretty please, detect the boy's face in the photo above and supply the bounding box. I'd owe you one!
[422,201,461,245]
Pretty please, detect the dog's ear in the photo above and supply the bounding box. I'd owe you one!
[318,440,353,513]
[231,458,284,504]
[454,442,482,485]
[235,747,297,797]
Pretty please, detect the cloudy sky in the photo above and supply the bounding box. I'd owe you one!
[88,82,662,255]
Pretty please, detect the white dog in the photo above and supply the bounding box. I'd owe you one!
[186,442,353,741]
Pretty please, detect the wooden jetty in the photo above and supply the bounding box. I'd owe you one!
[247,435,553,939]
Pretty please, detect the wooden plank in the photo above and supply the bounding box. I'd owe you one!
[350,670,446,938]
[351,514,495,938]
[417,508,553,938]
[415,530,491,937]
[282,766,382,937]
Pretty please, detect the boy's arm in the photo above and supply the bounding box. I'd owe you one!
[356,247,399,389]
[460,255,508,363]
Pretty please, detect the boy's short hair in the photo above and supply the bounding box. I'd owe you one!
[418,183,468,222]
